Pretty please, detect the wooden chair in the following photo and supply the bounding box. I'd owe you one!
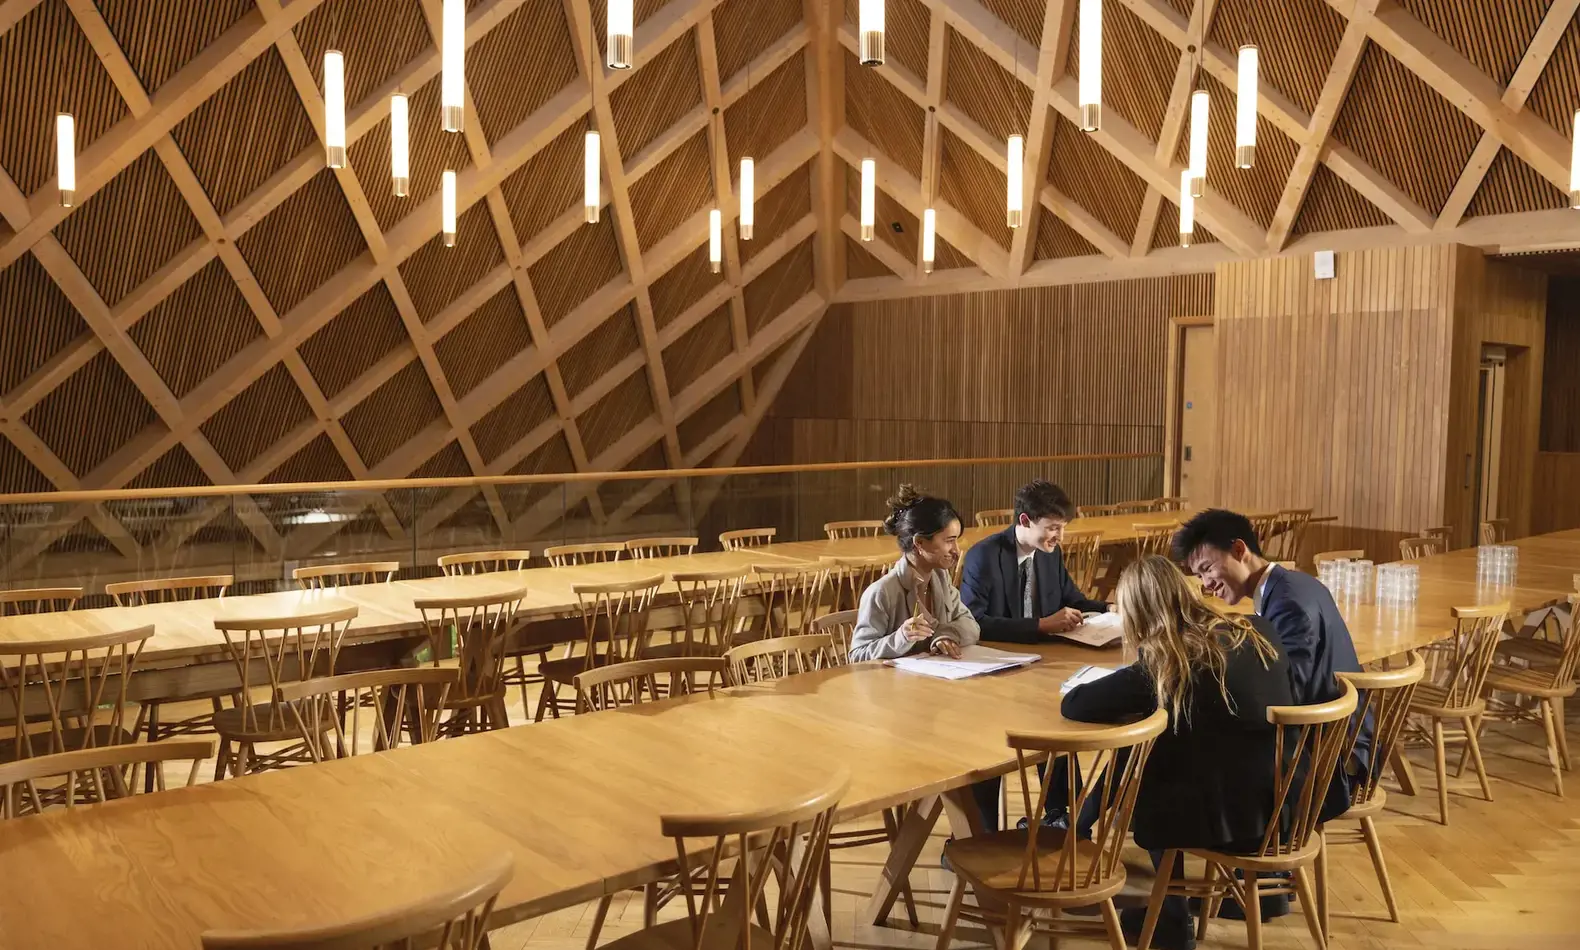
[438,550,545,717]
[751,562,828,640]
[818,554,888,612]
[416,587,526,735]
[1133,523,1178,558]
[1246,513,1280,553]
[653,569,748,658]
[1324,655,1426,932]
[1406,603,1509,823]
[974,508,1015,527]
[811,609,858,659]
[0,586,81,615]
[543,542,624,565]
[595,774,848,950]
[1268,508,1313,563]
[0,625,150,763]
[1423,525,1454,552]
[292,561,398,589]
[1138,682,1358,950]
[279,668,459,760]
[573,657,726,713]
[1152,497,1187,512]
[824,519,885,539]
[535,575,664,722]
[210,606,359,780]
[1483,593,1580,798]
[1061,530,1104,594]
[1077,504,1118,517]
[0,739,213,818]
[625,537,699,559]
[1479,518,1510,545]
[1313,550,1365,566]
[725,634,840,685]
[200,852,512,950]
[936,710,1169,950]
[1398,536,1443,560]
[1114,500,1155,515]
[719,527,776,551]
[106,573,232,605]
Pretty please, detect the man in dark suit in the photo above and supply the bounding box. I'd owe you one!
[958,480,1110,830]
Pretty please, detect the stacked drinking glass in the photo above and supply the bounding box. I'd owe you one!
[1477,544,1518,585]
[1375,562,1420,607]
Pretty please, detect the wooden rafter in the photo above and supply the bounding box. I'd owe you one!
[1131,0,1217,256]
[1010,0,1075,275]
[804,0,844,301]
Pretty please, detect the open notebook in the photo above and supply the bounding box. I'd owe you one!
[889,645,1042,681]
[1055,611,1124,649]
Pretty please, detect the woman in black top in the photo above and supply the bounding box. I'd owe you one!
[1063,555,1294,948]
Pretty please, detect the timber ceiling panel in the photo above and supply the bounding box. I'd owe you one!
[130,259,263,398]
[0,436,51,494]
[298,283,409,398]
[0,253,87,396]
[662,303,734,394]
[844,48,925,178]
[1330,45,1481,216]
[235,168,368,315]
[745,236,815,334]
[1394,0,1551,87]
[1046,116,1145,241]
[1171,73,1300,231]
[1293,165,1394,234]
[432,285,533,398]
[560,305,643,399]
[264,433,353,483]
[844,164,917,262]
[470,374,557,465]
[347,75,454,233]
[1063,0,1174,143]
[99,0,256,94]
[975,0,1045,47]
[1466,149,1571,218]
[1208,0,1347,116]
[200,364,314,472]
[497,118,590,243]
[946,27,1031,141]
[340,360,444,468]
[649,244,724,330]
[741,162,813,263]
[26,350,159,477]
[1033,208,1100,261]
[714,0,804,80]
[468,0,580,145]
[679,384,741,454]
[410,441,472,479]
[627,131,713,251]
[499,432,575,517]
[577,372,654,459]
[1151,199,1218,250]
[940,126,1012,250]
[842,0,931,82]
[126,444,209,490]
[529,215,625,330]
[398,203,503,321]
[846,235,896,279]
[724,50,808,165]
[609,32,703,157]
[1526,15,1580,135]
[596,441,667,513]
[933,235,974,271]
[294,0,429,108]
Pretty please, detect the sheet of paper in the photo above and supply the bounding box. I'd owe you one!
[1056,613,1124,648]
[1060,664,1119,694]
[889,644,1042,680]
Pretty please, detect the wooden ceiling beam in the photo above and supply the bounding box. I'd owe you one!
[914,11,948,282]
[1010,0,1076,276]
[805,0,845,301]
[841,213,917,280]
[1132,0,1218,257]
[0,0,45,34]
[708,304,826,473]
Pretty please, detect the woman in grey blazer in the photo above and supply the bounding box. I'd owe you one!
[847,485,980,662]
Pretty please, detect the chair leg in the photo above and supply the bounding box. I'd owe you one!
[1242,866,1264,950]
[1555,695,1572,770]
[141,702,161,793]
[515,656,532,717]
[1315,827,1330,939]
[584,896,612,950]
[1433,718,1450,824]
[643,882,658,927]
[534,680,556,723]
[1136,848,1176,950]
[1464,714,1493,801]
[1196,861,1218,942]
[234,743,251,778]
[933,877,967,950]
[1540,699,1565,798]
[1360,816,1399,922]
[214,738,231,781]
[1292,866,1326,950]
[1098,898,1125,950]
[1000,903,1020,950]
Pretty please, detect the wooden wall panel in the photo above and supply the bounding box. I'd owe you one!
[1539,278,1580,452]
[1532,452,1580,534]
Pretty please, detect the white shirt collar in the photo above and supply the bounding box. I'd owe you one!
[1255,565,1275,610]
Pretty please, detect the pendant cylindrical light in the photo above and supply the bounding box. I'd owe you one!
[324,50,346,168]
[1188,88,1210,198]
[922,207,936,274]
[860,158,877,241]
[1006,134,1024,229]
[584,131,601,223]
[608,0,634,69]
[859,0,885,66]
[390,94,410,196]
[1236,45,1258,169]
[708,209,722,273]
[1178,169,1195,247]
[739,157,755,240]
[1078,0,1102,131]
[55,113,75,207]
[442,169,457,247]
[1571,109,1580,209]
[441,0,464,131]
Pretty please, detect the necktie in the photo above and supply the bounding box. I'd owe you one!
[1020,558,1034,620]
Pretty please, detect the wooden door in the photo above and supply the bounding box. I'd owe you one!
[1177,325,1216,505]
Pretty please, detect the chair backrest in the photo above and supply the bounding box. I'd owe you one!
[212,607,359,734]
[810,609,857,659]
[752,563,828,639]
[1270,508,1313,562]
[1133,522,1177,558]
[661,773,848,950]
[0,738,214,818]
[293,562,399,590]
[201,853,513,950]
[974,508,1014,527]
[624,537,700,559]
[1076,504,1118,517]
[414,588,526,712]
[278,668,459,760]
[1246,513,1280,552]
[726,634,840,685]
[1113,500,1154,515]
[0,625,151,759]
[1478,518,1509,545]
[1398,536,1442,560]
[817,555,887,612]
[1059,530,1103,593]
[436,550,532,575]
[1152,497,1186,512]
[543,542,624,566]
[1429,602,1510,708]
[0,586,82,615]
[1543,593,1580,688]
[574,575,665,665]
[1337,654,1425,810]
[670,569,749,653]
[574,657,727,713]
[719,527,776,551]
[823,520,884,540]
[1005,710,1167,892]
[1259,680,1359,858]
[105,574,232,606]
[1423,524,1454,551]
[1313,549,1365,566]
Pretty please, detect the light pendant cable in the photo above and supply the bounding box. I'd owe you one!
[324,49,346,168]
[1235,45,1258,169]
[1188,87,1209,198]
[1078,0,1102,131]
[860,158,877,241]
[859,0,884,66]
[441,0,464,131]
[608,0,633,69]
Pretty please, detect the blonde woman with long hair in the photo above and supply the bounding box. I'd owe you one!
[1062,555,1293,950]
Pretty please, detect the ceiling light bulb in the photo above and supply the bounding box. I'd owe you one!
[390,94,409,196]
[584,131,601,223]
[860,158,877,241]
[441,0,464,132]
[1006,134,1024,229]
[1188,88,1209,198]
[56,113,74,207]
[709,209,722,272]
[608,0,634,69]
[740,157,755,240]
[1179,169,1194,247]
[1236,46,1258,169]
[1078,0,1102,131]
[324,50,346,168]
[922,208,936,274]
[442,169,457,247]
[859,0,885,66]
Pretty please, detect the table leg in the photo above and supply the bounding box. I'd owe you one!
[1389,743,1418,796]
[863,796,942,926]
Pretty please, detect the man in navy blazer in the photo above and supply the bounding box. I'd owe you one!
[958,480,1109,830]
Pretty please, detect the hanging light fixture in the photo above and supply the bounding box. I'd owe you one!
[441,0,464,131]
[584,130,601,222]
[608,0,634,69]
[1571,109,1579,209]
[442,169,457,246]
[859,0,885,66]
[390,94,410,196]
[1188,88,1209,198]
[1178,169,1194,247]
[739,157,756,240]
[323,49,346,168]
[1078,0,1102,131]
[55,113,75,207]
[922,208,936,273]
[860,158,877,241]
[1236,46,1258,169]
[709,209,723,272]
[1006,134,1024,229]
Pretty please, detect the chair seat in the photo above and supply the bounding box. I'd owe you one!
[599,916,774,950]
[1337,785,1386,820]
[540,655,596,685]
[1486,665,1576,698]
[1189,835,1322,873]
[641,642,725,660]
[442,688,507,710]
[0,725,135,763]
[213,703,334,743]
[941,828,1120,906]
[1497,637,1565,668]
[1410,684,1485,718]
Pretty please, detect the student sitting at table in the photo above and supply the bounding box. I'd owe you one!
[1063,555,1294,950]
[847,485,980,663]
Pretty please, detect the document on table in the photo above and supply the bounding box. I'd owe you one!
[1055,611,1124,648]
[1060,664,1119,694]
[889,645,1042,680]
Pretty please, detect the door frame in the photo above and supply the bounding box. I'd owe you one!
[1164,315,1216,498]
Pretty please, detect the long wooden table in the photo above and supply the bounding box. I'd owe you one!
[1,531,1576,947]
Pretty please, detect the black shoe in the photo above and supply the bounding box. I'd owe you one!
[1016,810,1071,831]
[1119,906,1196,950]
[940,837,953,872]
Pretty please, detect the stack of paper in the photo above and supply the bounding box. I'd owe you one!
[890,645,1042,681]
[1056,612,1124,648]
[1060,664,1118,694]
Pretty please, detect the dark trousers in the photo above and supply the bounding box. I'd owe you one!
[969,757,1083,832]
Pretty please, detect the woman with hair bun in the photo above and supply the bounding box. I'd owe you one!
[847,484,980,663]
